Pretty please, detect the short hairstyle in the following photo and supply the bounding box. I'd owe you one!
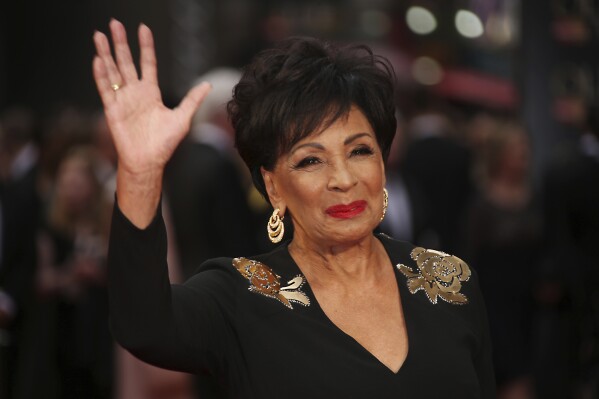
[228,37,397,198]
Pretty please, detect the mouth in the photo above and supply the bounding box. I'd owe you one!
[325,200,367,219]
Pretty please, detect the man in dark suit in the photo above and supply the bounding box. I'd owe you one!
[164,68,266,280]
[402,111,472,254]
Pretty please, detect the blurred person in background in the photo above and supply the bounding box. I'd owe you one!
[0,107,40,399]
[36,107,92,201]
[190,68,272,234]
[164,68,266,282]
[378,110,432,245]
[35,146,114,399]
[402,104,473,253]
[541,103,599,399]
[466,119,542,399]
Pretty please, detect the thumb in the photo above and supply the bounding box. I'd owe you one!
[175,81,212,124]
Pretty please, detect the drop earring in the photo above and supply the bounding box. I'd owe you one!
[267,208,285,243]
[380,188,388,222]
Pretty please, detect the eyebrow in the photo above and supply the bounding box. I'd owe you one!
[290,132,373,154]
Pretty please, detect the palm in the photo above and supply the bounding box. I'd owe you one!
[104,80,183,172]
[93,21,210,174]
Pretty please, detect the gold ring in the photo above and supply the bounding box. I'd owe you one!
[111,83,121,91]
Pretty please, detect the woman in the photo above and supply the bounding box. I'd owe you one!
[36,146,114,398]
[92,20,495,398]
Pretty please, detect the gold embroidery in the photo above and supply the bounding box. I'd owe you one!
[397,247,471,305]
[232,257,310,309]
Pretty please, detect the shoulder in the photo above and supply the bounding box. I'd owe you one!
[376,233,418,262]
[184,244,296,296]
[185,243,309,311]
[191,243,292,275]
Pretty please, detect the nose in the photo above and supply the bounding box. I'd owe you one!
[327,158,358,191]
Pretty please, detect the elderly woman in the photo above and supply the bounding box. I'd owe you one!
[92,20,495,399]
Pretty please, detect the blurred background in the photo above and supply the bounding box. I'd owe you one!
[0,0,597,398]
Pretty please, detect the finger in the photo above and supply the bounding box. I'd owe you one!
[93,30,123,90]
[139,24,158,84]
[109,19,139,83]
[92,56,115,108]
[175,82,212,126]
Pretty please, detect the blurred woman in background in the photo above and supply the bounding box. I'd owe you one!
[36,146,114,399]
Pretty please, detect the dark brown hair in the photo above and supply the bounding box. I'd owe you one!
[228,37,397,198]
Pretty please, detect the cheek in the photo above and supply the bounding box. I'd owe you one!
[354,159,385,188]
[276,173,329,228]
[286,176,324,209]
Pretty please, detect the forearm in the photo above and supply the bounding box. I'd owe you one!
[107,198,205,372]
[107,200,209,372]
[108,199,171,352]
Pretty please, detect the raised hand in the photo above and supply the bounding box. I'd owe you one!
[93,19,210,175]
[92,20,211,227]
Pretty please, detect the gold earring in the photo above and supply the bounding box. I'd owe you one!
[380,188,388,222]
[267,208,285,243]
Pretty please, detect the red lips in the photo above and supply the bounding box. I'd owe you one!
[325,200,367,219]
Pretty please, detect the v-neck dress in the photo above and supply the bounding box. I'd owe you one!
[108,202,496,399]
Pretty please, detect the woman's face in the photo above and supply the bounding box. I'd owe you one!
[262,106,386,248]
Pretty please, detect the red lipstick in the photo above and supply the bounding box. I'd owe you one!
[325,200,367,219]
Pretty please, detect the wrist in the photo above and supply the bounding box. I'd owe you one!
[116,167,163,229]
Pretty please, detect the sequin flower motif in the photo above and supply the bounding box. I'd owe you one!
[233,257,310,309]
[397,247,471,305]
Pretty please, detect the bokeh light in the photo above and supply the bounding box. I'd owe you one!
[406,6,437,35]
[455,9,484,38]
[411,56,444,85]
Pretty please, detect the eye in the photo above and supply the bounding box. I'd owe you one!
[294,156,322,169]
[350,145,374,157]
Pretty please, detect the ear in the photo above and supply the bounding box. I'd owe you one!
[261,167,286,213]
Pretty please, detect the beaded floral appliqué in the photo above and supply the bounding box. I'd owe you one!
[233,257,310,309]
[397,247,471,305]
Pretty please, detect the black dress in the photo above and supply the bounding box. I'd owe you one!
[108,202,496,399]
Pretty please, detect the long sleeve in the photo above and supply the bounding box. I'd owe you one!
[107,200,236,375]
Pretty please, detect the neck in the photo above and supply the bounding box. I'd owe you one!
[288,233,387,288]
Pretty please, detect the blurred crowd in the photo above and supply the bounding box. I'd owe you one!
[0,72,598,399]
